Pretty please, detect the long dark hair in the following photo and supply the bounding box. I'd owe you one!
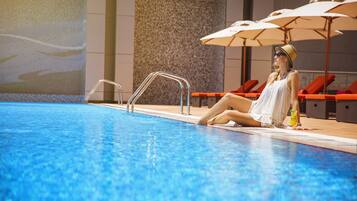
[273,61,292,81]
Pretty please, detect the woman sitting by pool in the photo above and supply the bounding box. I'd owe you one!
[198,44,304,129]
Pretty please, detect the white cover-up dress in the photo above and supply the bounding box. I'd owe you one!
[249,77,291,127]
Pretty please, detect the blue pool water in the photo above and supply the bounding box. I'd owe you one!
[0,102,356,201]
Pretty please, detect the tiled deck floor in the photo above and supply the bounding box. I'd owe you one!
[101,104,357,154]
[117,104,357,139]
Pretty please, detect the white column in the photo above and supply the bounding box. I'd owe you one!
[224,0,244,92]
[250,0,274,88]
[115,0,135,102]
[85,0,106,101]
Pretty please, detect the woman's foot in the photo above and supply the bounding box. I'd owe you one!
[197,118,208,125]
[207,117,216,125]
[207,113,230,125]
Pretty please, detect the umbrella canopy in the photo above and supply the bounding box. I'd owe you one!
[257,9,342,43]
[263,1,357,93]
[263,1,357,30]
[201,16,342,47]
[200,20,285,86]
[327,0,357,18]
[200,20,285,47]
[200,19,342,87]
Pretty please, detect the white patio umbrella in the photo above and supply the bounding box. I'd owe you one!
[327,0,357,18]
[263,1,357,93]
[201,20,285,47]
[200,20,341,87]
[201,20,285,87]
[256,9,342,44]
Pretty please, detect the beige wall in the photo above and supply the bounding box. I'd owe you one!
[115,0,135,102]
[224,0,243,92]
[85,0,106,100]
[251,0,274,88]
[224,0,274,92]
[86,0,134,102]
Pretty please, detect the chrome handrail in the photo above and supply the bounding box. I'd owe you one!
[127,71,190,115]
[128,72,187,113]
[130,73,184,113]
[126,72,158,111]
[85,79,123,104]
[158,72,191,115]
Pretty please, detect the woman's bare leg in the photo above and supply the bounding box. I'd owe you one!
[207,110,261,127]
[197,93,252,125]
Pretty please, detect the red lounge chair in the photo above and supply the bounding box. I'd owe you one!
[336,94,357,123]
[337,80,357,94]
[230,80,259,93]
[305,80,357,120]
[299,74,336,113]
[191,92,207,107]
[191,80,258,107]
[298,74,336,100]
[206,80,259,108]
[334,81,357,123]
[244,81,267,100]
[305,94,336,119]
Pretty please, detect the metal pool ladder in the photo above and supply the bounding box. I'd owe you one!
[85,79,123,104]
[127,71,191,115]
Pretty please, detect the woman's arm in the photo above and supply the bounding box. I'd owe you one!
[290,71,301,127]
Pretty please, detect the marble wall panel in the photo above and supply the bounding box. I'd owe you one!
[0,0,86,99]
[134,0,226,105]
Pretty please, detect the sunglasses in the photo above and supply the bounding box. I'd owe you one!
[274,51,286,57]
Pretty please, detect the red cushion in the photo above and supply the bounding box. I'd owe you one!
[305,94,335,100]
[207,93,225,97]
[336,90,352,94]
[231,80,259,93]
[232,92,246,97]
[255,81,267,93]
[336,94,357,101]
[303,74,335,94]
[192,92,207,97]
[298,94,307,101]
[332,80,357,95]
[245,93,261,98]
[298,89,307,94]
[347,80,357,94]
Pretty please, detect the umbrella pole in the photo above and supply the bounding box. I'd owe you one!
[324,17,332,94]
[242,42,247,92]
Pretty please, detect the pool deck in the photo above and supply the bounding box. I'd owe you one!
[100,104,357,154]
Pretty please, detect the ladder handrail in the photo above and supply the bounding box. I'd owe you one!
[155,74,185,113]
[131,73,184,113]
[159,71,191,114]
[127,71,190,115]
[126,72,159,111]
[85,79,123,104]
[128,72,183,112]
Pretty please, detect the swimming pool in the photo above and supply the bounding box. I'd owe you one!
[0,102,356,200]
